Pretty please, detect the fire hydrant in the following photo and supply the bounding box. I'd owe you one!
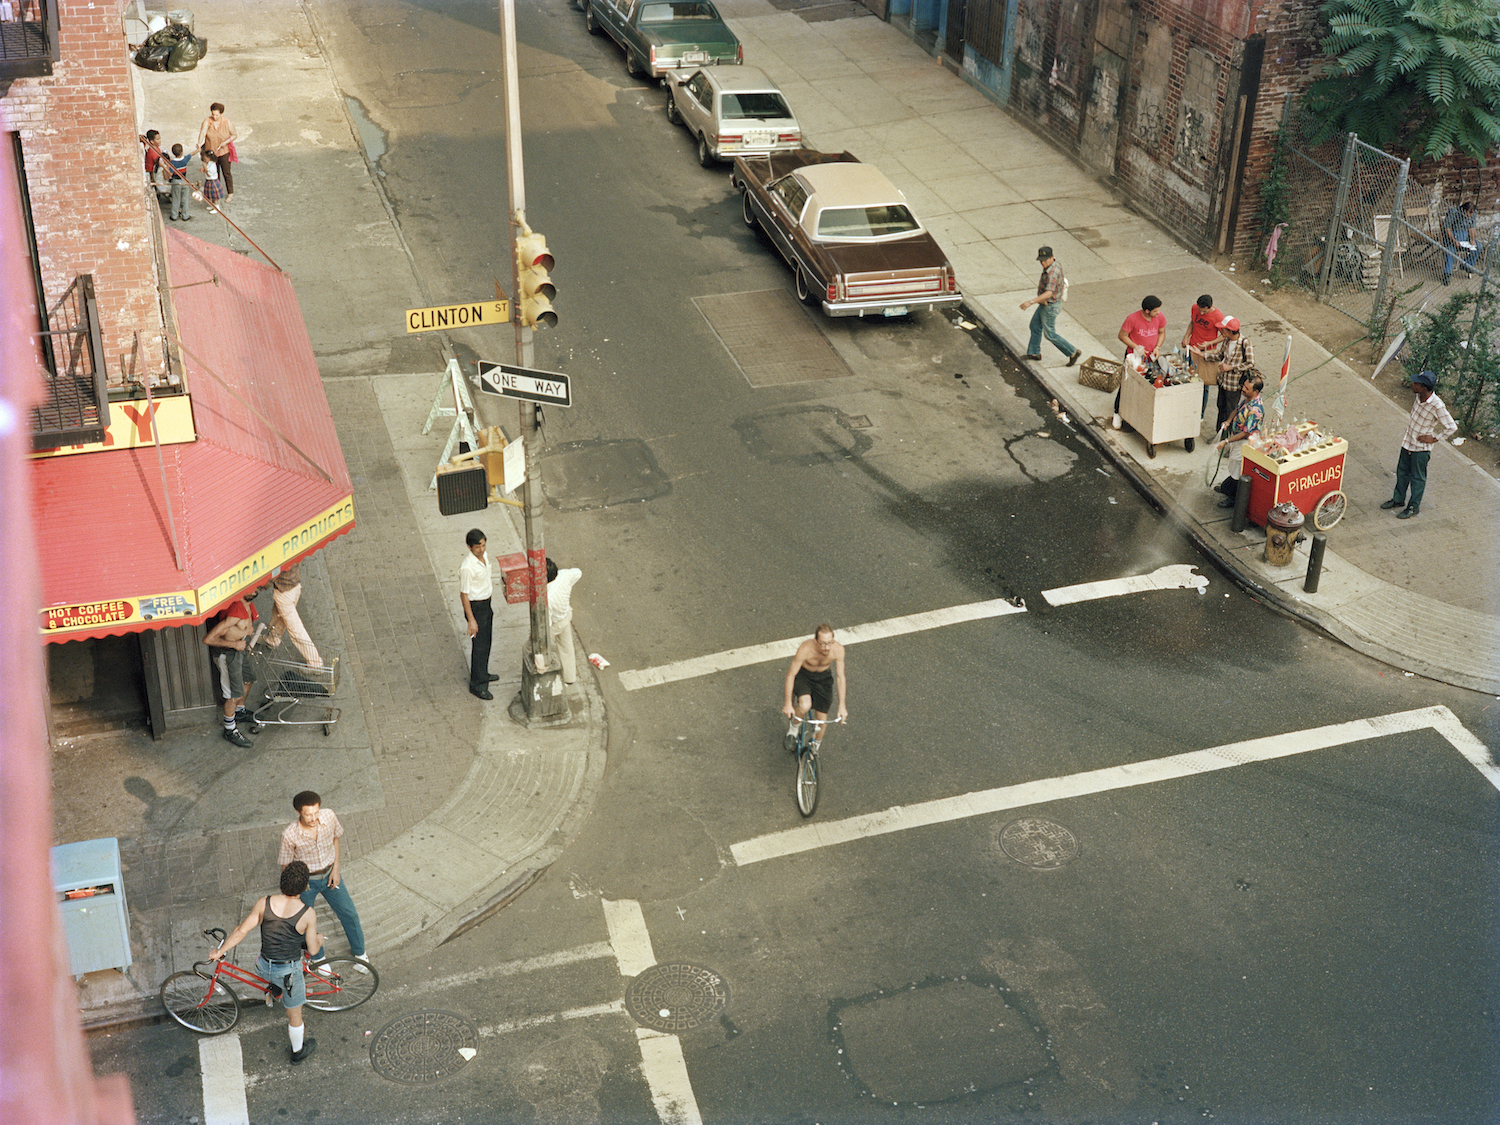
[1264,502,1306,566]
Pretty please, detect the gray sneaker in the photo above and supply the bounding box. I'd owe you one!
[223,727,253,748]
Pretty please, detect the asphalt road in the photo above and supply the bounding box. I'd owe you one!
[92,0,1500,1121]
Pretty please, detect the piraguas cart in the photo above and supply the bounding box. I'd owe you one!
[1240,422,1348,531]
[1117,354,1202,458]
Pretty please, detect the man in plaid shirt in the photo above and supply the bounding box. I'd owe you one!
[1380,370,1457,519]
[279,791,370,967]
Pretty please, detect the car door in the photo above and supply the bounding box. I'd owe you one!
[679,71,713,143]
[598,0,630,49]
[765,174,808,268]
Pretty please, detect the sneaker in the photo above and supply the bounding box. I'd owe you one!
[1397,506,1419,519]
[809,740,821,754]
[290,1038,317,1065]
[1111,413,1122,430]
[1379,499,1403,510]
[1217,496,1236,508]
[1022,353,1043,361]
[353,954,372,973]
[234,708,264,734]
[783,732,798,754]
[1066,350,1082,367]
[310,958,335,978]
[222,727,253,748]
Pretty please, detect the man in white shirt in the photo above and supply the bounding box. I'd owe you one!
[459,528,499,699]
[546,558,583,684]
[1379,369,1457,519]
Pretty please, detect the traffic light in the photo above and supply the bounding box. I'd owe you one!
[515,222,557,329]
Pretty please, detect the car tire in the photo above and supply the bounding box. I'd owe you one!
[697,134,716,168]
[742,189,759,229]
[796,268,818,306]
[627,51,644,78]
[584,3,599,32]
[665,93,681,125]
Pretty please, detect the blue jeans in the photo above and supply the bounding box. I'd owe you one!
[1028,302,1076,358]
[1444,240,1484,278]
[1392,447,1431,509]
[300,871,366,957]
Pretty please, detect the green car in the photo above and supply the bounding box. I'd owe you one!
[584,0,742,81]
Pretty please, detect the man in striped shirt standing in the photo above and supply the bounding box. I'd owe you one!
[1379,370,1457,520]
[279,791,371,968]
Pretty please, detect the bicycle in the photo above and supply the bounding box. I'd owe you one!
[160,927,379,1034]
[783,711,843,817]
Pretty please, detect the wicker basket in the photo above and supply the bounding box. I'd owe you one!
[1077,356,1123,392]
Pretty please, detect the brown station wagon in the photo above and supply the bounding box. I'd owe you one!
[731,149,962,319]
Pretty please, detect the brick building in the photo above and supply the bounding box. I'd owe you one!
[3,0,354,736]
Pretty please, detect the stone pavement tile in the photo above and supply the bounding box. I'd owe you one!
[926,170,1026,213]
[920,210,987,251]
[884,140,985,181]
[961,201,1062,245]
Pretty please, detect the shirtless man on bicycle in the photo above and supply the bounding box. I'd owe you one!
[782,624,848,753]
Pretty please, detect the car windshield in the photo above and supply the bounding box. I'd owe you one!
[721,92,791,120]
[641,1,716,20]
[815,204,920,239]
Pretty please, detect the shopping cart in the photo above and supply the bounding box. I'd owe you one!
[246,630,341,737]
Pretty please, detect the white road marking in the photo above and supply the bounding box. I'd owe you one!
[1043,563,1209,605]
[384,942,614,998]
[618,599,1027,690]
[637,1027,705,1125]
[199,1034,249,1125]
[603,898,658,977]
[617,565,1209,691]
[603,899,705,1125]
[477,1000,626,1037]
[730,706,1496,866]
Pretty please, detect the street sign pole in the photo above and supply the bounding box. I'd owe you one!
[499,0,567,723]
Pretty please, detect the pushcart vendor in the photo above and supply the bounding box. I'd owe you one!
[1113,294,1166,429]
[1182,294,1225,420]
[1214,373,1265,508]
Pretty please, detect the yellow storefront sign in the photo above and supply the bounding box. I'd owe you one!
[31,393,196,459]
[405,300,510,334]
[196,496,356,610]
[41,591,198,635]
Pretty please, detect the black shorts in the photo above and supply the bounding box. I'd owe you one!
[792,666,834,713]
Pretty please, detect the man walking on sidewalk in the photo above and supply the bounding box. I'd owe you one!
[1380,370,1457,519]
[1019,247,1081,366]
[279,791,371,969]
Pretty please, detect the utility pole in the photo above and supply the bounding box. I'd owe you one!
[498,0,568,723]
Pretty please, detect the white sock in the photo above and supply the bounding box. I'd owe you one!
[289,1023,305,1051]
[787,722,799,735]
[810,740,821,752]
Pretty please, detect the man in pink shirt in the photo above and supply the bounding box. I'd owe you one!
[1112,295,1166,429]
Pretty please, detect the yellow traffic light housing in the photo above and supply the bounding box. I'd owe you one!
[515,225,557,329]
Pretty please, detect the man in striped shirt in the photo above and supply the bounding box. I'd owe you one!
[279,791,370,967]
[1380,369,1457,519]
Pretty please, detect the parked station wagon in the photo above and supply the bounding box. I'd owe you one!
[584,0,741,80]
[665,66,802,167]
[733,150,963,318]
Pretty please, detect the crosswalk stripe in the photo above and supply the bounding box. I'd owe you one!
[199,1034,249,1125]
[729,706,1495,866]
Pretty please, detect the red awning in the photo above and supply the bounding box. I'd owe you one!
[31,229,355,642]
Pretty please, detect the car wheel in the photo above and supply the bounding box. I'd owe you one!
[584,3,599,32]
[742,188,759,230]
[627,50,644,77]
[796,268,818,306]
[665,93,681,125]
[697,134,716,168]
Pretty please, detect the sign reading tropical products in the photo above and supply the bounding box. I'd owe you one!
[39,496,355,638]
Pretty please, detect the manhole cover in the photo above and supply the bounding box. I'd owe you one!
[370,1010,479,1084]
[624,963,729,1032]
[999,818,1078,868]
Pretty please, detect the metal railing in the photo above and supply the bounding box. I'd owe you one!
[0,0,59,80]
[31,273,110,451]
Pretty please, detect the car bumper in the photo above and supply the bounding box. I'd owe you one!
[822,292,964,318]
[651,56,739,78]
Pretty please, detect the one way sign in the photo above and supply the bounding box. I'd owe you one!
[477,361,572,408]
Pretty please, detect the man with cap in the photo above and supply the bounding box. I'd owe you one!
[1019,247,1081,366]
[1212,316,1253,433]
[1380,370,1457,519]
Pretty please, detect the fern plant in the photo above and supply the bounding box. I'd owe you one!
[1304,0,1500,162]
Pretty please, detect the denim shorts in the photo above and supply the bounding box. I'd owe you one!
[257,956,306,1008]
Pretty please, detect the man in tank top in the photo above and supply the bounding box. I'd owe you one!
[211,859,324,1064]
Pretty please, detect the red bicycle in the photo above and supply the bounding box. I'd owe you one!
[160,927,379,1033]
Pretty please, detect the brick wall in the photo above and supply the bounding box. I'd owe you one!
[0,0,165,386]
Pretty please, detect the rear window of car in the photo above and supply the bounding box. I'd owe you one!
[816,205,920,239]
[641,2,716,20]
[721,92,792,120]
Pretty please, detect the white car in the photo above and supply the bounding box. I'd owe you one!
[665,65,802,167]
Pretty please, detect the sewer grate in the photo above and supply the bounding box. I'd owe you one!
[693,290,852,387]
[624,963,729,1032]
[369,1010,479,1084]
[999,818,1079,868]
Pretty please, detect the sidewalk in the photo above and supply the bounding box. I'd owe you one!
[63,0,606,1027]
[718,0,1500,694]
